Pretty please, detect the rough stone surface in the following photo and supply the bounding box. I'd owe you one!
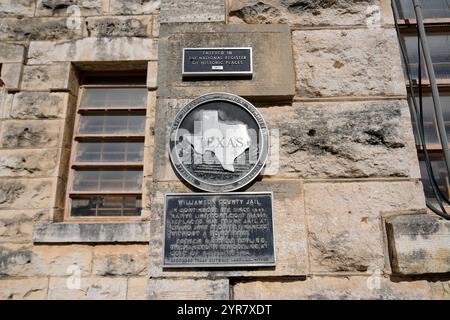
[127,277,148,300]
[147,61,158,89]
[92,245,148,276]
[0,209,48,243]
[149,180,308,278]
[233,276,444,300]
[386,214,450,275]
[0,278,48,299]
[160,0,224,23]
[305,181,426,273]
[28,37,158,64]
[0,120,63,148]
[110,0,160,15]
[293,28,406,97]
[0,0,36,17]
[35,0,108,17]
[33,222,151,243]
[260,100,420,179]
[0,149,59,178]
[21,63,78,93]
[0,17,83,41]
[48,277,127,299]
[0,43,25,63]
[148,278,229,300]
[0,178,55,210]
[85,15,153,38]
[8,92,69,120]
[1,63,23,92]
[158,24,295,100]
[228,0,394,27]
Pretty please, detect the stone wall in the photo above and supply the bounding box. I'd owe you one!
[0,0,449,300]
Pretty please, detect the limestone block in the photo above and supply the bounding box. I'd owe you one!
[48,277,127,300]
[0,43,25,63]
[110,0,160,15]
[0,0,36,17]
[8,92,69,120]
[305,181,427,273]
[0,120,63,148]
[260,100,421,179]
[0,17,83,41]
[293,28,406,97]
[33,221,151,243]
[92,245,148,276]
[148,180,308,278]
[0,209,49,243]
[0,92,14,119]
[158,24,295,100]
[1,63,23,92]
[21,63,78,93]
[152,14,160,37]
[148,278,229,300]
[160,0,224,23]
[0,178,55,210]
[35,0,108,17]
[228,0,393,27]
[233,276,437,300]
[127,277,148,300]
[85,15,153,38]
[386,213,450,275]
[28,37,158,64]
[0,278,48,300]
[0,148,60,178]
[147,61,158,89]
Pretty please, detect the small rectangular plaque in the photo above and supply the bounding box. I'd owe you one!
[163,192,275,268]
[182,47,253,77]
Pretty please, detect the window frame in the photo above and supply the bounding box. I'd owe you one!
[64,84,147,222]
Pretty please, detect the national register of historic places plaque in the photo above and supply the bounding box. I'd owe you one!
[163,192,275,268]
[182,47,253,77]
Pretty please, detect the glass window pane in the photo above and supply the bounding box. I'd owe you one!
[395,0,450,19]
[72,169,142,192]
[71,195,142,217]
[76,142,144,162]
[401,33,450,80]
[78,113,145,135]
[80,88,147,109]
[419,159,449,201]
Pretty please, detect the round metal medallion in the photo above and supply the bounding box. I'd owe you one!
[169,92,269,192]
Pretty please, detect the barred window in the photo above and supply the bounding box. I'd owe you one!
[65,76,147,220]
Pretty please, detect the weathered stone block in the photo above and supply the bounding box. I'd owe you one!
[148,278,229,300]
[147,61,158,89]
[228,0,394,27]
[8,92,69,119]
[35,0,108,17]
[0,149,60,178]
[21,63,78,93]
[110,0,160,15]
[233,276,438,300]
[92,245,148,276]
[160,0,224,23]
[305,181,427,273]
[48,277,127,300]
[28,37,158,64]
[0,178,55,210]
[0,17,83,41]
[0,209,48,243]
[127,277,148,300]
[0,278,48,299]
[386,213,450,275]
[158,24,295,100]
[85,15,153,38]
[148,180,308,278]
[33,221,151,243]
[260,100,421,179]
[0,43,25,63]
[0,92,14,119]
[0,0,36,17]
[1,63,23,92]
[0,120,63,148]
[293,28,406,97]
